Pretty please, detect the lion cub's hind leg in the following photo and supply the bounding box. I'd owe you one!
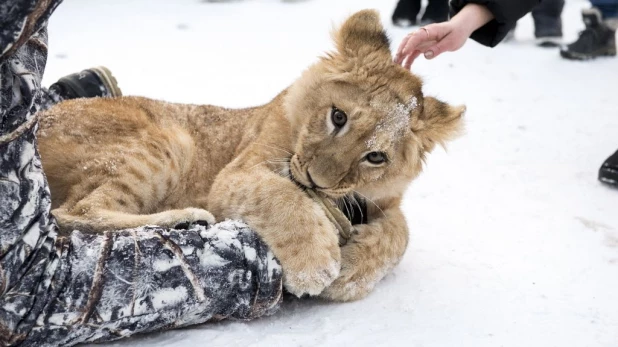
[52,176,215,233]
[51,130,214,233]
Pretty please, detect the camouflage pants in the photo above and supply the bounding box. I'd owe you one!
[0,1,283,346]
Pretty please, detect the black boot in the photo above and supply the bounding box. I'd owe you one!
[420,0,449,25]
[532,0,564,47]
[599,149,618,188]
[49,66,122,100]
[392,0,422,27]
[560,8,617,60]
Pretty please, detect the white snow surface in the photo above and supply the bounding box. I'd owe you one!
[43,0,618,346]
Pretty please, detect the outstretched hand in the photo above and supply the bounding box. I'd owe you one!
[394,22,470,69]
[394,3,494,69]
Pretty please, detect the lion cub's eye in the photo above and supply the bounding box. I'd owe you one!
[331,107,347,128]
[365,152,387,164]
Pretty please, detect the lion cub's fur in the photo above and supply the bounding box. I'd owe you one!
[37,10,464,301]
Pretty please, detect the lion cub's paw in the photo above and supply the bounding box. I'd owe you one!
[319,267,375,302]
[284,258,340,297]
[155,207,216,229]
[279,233,341,297]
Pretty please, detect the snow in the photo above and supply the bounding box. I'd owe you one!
[151,287,189,310]
[43,0,617,346]
[368,96,417,149]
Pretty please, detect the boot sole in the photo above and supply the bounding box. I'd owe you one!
[560,47,617,60]
[535,37,562,48]
[90,66,122,97]
[599,167,618,188]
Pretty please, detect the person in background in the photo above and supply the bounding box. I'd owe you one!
[393,0,450,27]
[492,0,565,47]
[531,0,565,47]
[560,1,617,59]
[394,0,617,188]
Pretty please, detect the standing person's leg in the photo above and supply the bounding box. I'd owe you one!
[421,0,450,25]
[593,0,618,20]
[567,2,618,187]
[392,0,422,27]
[532,0,565,47]
[560,0,617,60]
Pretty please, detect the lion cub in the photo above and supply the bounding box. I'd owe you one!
[37,10,464,301]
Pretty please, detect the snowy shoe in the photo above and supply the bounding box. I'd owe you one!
[392,0,421,27]
[560,8,616,60]
[49,66,122,99]
[599,149,618,188]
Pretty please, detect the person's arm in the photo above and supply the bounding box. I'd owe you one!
[395,0,541,68]
[451,0,541,47]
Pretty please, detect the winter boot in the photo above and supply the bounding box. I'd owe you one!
[49,66,122,100]
[560,8,617,60]
[392,0,422,27]
[599,149,618,188]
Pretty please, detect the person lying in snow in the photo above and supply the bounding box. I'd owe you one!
[394,0,618,188]
[0,1,283,346]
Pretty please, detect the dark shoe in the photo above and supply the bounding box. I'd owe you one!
[599,149,618,188]
[392,0,421,27]
[49,66,122,100]
[536,35,563,47]
[533,16,563,47]
[560,8,616,60]
[420,0,449,25]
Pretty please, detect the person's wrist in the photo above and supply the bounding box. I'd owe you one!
[451,3,493,37]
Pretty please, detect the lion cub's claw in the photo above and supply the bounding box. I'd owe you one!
[157,207,215,229]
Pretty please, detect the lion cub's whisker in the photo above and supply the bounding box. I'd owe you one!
[253,142,293,157]
[353,190,386,218]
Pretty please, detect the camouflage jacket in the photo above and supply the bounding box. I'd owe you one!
[0,1,283,346]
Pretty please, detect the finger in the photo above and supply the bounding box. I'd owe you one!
[423,34,458,60]
[414,39,438,52]
[424,42,447,60]
[394,34,413,64]
[400,40,435,69]
[398,24,445,64]
[403,50,422,70]
[398,29,430,61]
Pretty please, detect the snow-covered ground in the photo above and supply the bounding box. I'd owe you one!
[44,0,617,346]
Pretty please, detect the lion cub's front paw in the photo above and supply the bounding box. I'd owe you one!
[283,257,340,297]
[319,265,376,302]
[155,207,216,229]
[277,231,342,297]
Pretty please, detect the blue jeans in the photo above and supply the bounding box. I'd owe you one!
[591,0,618,18]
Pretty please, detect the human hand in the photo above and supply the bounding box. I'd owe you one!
[394,21,471,69]
[394,3,494,69]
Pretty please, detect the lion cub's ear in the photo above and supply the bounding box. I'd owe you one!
[413,97,466,150]
[333,9,391,58]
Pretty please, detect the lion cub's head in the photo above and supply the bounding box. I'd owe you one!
[283,9,464,201]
